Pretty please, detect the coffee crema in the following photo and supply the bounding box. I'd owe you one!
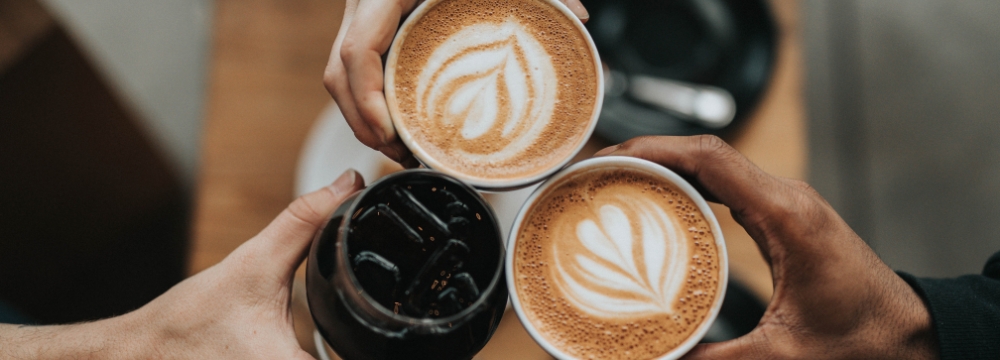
[514,167,721,359]
[388,0,599,183]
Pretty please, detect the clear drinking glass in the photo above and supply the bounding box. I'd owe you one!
[306,170,507,360]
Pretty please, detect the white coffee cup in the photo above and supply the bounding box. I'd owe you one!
[384,0,604,191]
[505,156,729,360]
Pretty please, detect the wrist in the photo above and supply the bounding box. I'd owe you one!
[902,294,938,359]
[48,311,155,359]
[1,313,148,360]
[90,310,158,359]
[885,273,939,360]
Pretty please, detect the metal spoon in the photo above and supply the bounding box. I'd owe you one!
[608,69,737,129]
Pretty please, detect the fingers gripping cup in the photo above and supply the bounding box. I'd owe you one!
[506,157,728,359]
[385,0,604,190]
[306,171,508,360]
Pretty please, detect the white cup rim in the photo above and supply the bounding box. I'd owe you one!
[504,156,730,360]
[383,0,604,191]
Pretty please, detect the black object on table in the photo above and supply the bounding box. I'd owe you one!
[584,0,777,141]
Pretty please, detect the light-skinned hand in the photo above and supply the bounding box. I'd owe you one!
[323,0,589,167]
[0,170,365,359]
[595,136,939,360]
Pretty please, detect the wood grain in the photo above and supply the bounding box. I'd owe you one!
[190,0,344,274]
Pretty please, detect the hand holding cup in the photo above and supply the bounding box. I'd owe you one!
[596,136,938,360]
[323,0,590,168]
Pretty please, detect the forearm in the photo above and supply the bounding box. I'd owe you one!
[0,312,150,359]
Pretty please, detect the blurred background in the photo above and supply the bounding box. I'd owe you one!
[805,0,1000,279]
[1,0,998,352]
[1,0,210,324]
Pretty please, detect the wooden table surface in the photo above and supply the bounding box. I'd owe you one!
[191,0,804,357]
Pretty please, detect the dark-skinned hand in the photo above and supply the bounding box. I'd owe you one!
[595,135,938,360]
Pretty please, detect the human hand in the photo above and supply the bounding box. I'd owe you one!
[323,0,589,167]
[595,136,939,360]
[0,170,364,359]
[130,169,364,359]
[1,170,365,359]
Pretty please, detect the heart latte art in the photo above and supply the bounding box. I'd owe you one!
[388,0,599,184]
[555,197,690,318]
[514,168,722,360]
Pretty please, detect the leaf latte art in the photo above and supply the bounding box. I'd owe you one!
[416,21,557,160]
[514,169,722,360]
[389,0,599,183]
[555,198,689,318]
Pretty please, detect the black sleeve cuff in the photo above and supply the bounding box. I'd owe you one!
[897,265,1000,360]
[983,251,1000,279]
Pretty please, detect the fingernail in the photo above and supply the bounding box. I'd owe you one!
[569,3,589,22]
[369,124,387,144]
[331,169,358,195]
[594,144,621,157]
[402,156,422,169]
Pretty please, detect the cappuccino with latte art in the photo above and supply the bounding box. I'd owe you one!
[385,0,602,189]
[507,157,728,360]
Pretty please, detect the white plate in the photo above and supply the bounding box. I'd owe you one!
[295,102,537,243]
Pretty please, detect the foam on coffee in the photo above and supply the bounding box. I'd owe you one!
[390,0,598,182]
[514,168,721,359]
